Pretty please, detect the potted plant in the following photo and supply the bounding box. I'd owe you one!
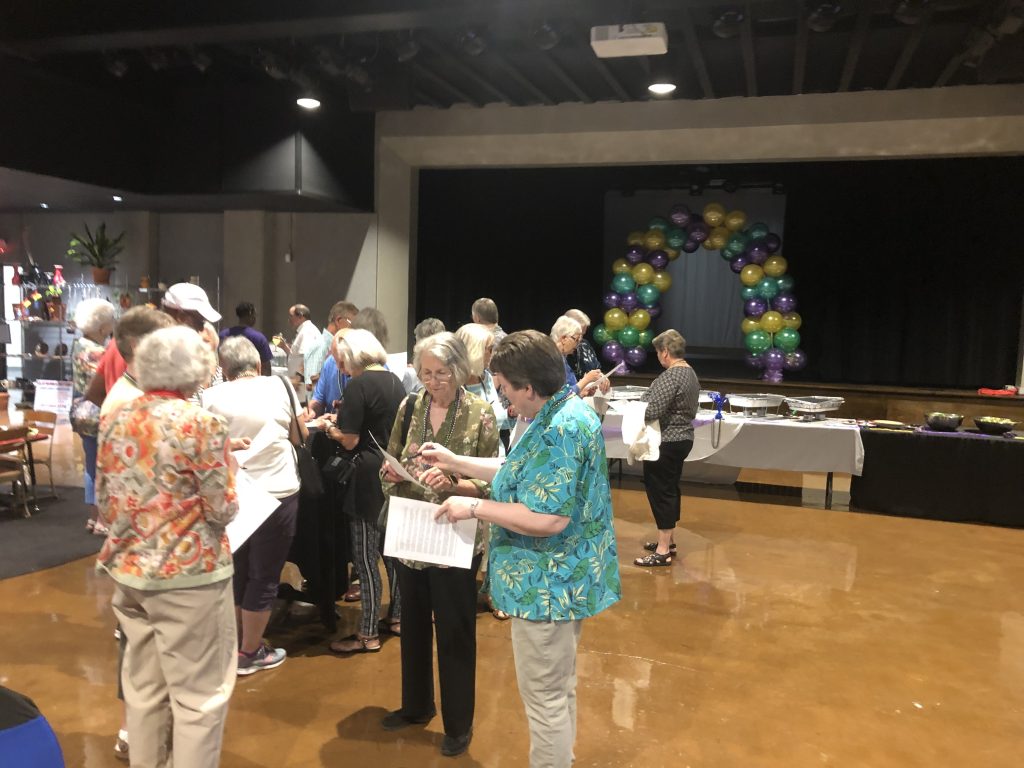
[67,222,124,284]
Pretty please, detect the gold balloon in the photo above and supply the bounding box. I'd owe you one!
[631,262,655,285]
[664,247,680,261]
[627,230,645,246]
[763,255,788,278]
[643,229,666,250]
[759,310,784,334]
[628,309,651,331]
[604,308,628,331]
[724,210,747,231]
[707,226,730,250]
[612,258,632,275]
[703,202,726,227]
[740,264,765,287]
[782,311,802,330]
[652,270,672,293]
[741,317,761,335]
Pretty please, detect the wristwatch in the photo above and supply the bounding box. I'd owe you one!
[468,499,480,519]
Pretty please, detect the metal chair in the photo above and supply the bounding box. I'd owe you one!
[22,410,58,499]
[0,425,33,518]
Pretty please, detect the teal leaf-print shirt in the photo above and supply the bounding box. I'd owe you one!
[489,385,621,621]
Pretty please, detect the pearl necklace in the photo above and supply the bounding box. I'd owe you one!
[422,388,463,447]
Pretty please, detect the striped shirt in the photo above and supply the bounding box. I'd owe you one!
[303,329,334,385]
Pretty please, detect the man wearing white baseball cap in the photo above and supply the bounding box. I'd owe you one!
[162,283,222,329]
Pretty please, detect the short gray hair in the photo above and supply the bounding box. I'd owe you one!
[455,323,493,379]
[219,336,261,379]
[550,315,582,343]
[73,298,116,336]
[136,326,217,396]
[565,309,591,331]
[414,332,471,388]
[352,307,389,349]
[337,328,387,371]
[414,317,446,341]
[652,329,687,359]
[471,298,499,324]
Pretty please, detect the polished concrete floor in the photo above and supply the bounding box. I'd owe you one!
[3,484,1024,767]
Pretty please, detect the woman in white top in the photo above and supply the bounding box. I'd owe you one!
[455,323,508,433]
[202,336,307,676]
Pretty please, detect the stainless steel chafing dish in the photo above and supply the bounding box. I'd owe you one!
[784,396,845,421]
[725,393,786,418]
[608,385,649,400]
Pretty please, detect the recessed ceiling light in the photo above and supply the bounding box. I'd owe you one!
[39,203,49,209]
[648,82,677,95]
[112,195,123,202]
[296,96,321,110]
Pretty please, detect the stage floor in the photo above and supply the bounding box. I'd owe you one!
[3,483,1024,767]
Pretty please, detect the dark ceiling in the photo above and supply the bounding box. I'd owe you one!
[2,0,1023,112]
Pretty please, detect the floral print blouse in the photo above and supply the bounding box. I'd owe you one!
[71,337,106,437]
[489,385,621,621]
[95,392,238,591]
[383,387,500,569]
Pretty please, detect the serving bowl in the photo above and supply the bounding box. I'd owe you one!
[924,412,963,431]
[974,417,1017,435]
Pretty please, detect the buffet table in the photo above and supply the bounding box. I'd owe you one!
[850,428,1024,527]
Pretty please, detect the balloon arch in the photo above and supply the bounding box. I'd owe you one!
[593,203,806,382]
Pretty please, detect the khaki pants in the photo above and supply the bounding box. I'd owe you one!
[112,579,237,768]
[510,618,583,768]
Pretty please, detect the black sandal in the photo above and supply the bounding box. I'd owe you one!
[634,551,673,567]
[642,541,677,553]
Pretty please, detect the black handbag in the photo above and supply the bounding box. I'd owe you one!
[279,375,325,500]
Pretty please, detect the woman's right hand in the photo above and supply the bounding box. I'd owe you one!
[419,442,457,471]
[380,462,404,484]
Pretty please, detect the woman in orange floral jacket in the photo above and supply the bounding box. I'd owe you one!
[96,326,239,768]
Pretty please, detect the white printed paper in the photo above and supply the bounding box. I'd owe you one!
[226,469,281,553]
[33,379,74,425]
[369,432,427,489]
[383,496,477,569]
[231,421,279,469]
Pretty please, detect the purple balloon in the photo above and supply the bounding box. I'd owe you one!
[744,352,765,369]
[772,294,798,313]
[625,345,648,367]
[626,246,646,265]
[744,297,768,317]
[746,241,768,265]
[763,348,785,370]
[647,250,669,270]
[784,349,808,371]
[619,291,639,312]
[603,291,621,309]
[730,254,750,274]
[764,233,782,253]
[682,239,700,254]
[669,204,692,227]
[688,221,709,242]
[602,340,625,364]
[646,303,662,319]
[763,369,784,384]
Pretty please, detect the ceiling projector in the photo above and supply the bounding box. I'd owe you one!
[590,23,668,58]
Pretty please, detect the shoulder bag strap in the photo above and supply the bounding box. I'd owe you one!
[277,374,302,447]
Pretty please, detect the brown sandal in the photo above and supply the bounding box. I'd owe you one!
[634,551,673,567]
[329,634,381,654]
[642,541,677,553]
[380,619,401,637]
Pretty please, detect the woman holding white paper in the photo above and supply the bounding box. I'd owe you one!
[379,332,499,758]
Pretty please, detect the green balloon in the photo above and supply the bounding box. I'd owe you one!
[775,328,801,352]
[592,324,613,345]
[776,275,795,293]
[636,283,661,307]
[638,329,654,348]
[740,286,759,301]
[611,273,636,294]
[726,233,749,253]
[747,222,770,240]
[756,277,780,300]
[721,248,737,262]
[648,216,669,231]
[618,326,640,347]
[666,227,686,249]
[744,330,771,354]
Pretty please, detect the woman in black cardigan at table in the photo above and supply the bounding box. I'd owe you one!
[635,329,700,567]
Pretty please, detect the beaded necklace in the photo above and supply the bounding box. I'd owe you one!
[422,388,463,447]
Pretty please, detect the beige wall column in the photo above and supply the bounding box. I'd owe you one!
[374,143,417,351]
[222,211,270,330]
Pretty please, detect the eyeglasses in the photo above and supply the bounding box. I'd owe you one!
[567,334,582,344]
[420,371,453,383]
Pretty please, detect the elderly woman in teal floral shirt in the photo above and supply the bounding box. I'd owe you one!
[424,329,620,768]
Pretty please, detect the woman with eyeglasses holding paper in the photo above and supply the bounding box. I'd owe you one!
[378,332,499,758]
[551,315,609,397]
[421,329,620,768]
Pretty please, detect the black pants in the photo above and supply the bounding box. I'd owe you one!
[396,554,482,738]
[233,492,299,611]
[643,439,693,530]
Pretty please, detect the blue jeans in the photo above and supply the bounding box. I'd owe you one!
[81,434,98,505]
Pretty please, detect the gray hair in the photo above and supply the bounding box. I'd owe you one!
[455,323,493,379]
[73,298,116,337]
[414,317,446,341]
[565,308,591,331]
[136,326,217,396]
[219,336,261,379]
[471,297,499,324]
[550,315,583,343]
[414,332,471,389]
[352,307,389,349]
[652,329,687,359]
[337,328,387,371]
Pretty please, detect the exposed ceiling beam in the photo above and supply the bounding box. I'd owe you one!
[411,60,481,106]
[418,34,517,105]
[934,52,966,87]
[885,8,933,90]
[414,88,445,109]
[838,1,875,92]
[538,52,594,103]
[588,54,631,101]
[740,2,758,97]
[680,7,715,99]
[487,50,555,105]
[792,2,808,94]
